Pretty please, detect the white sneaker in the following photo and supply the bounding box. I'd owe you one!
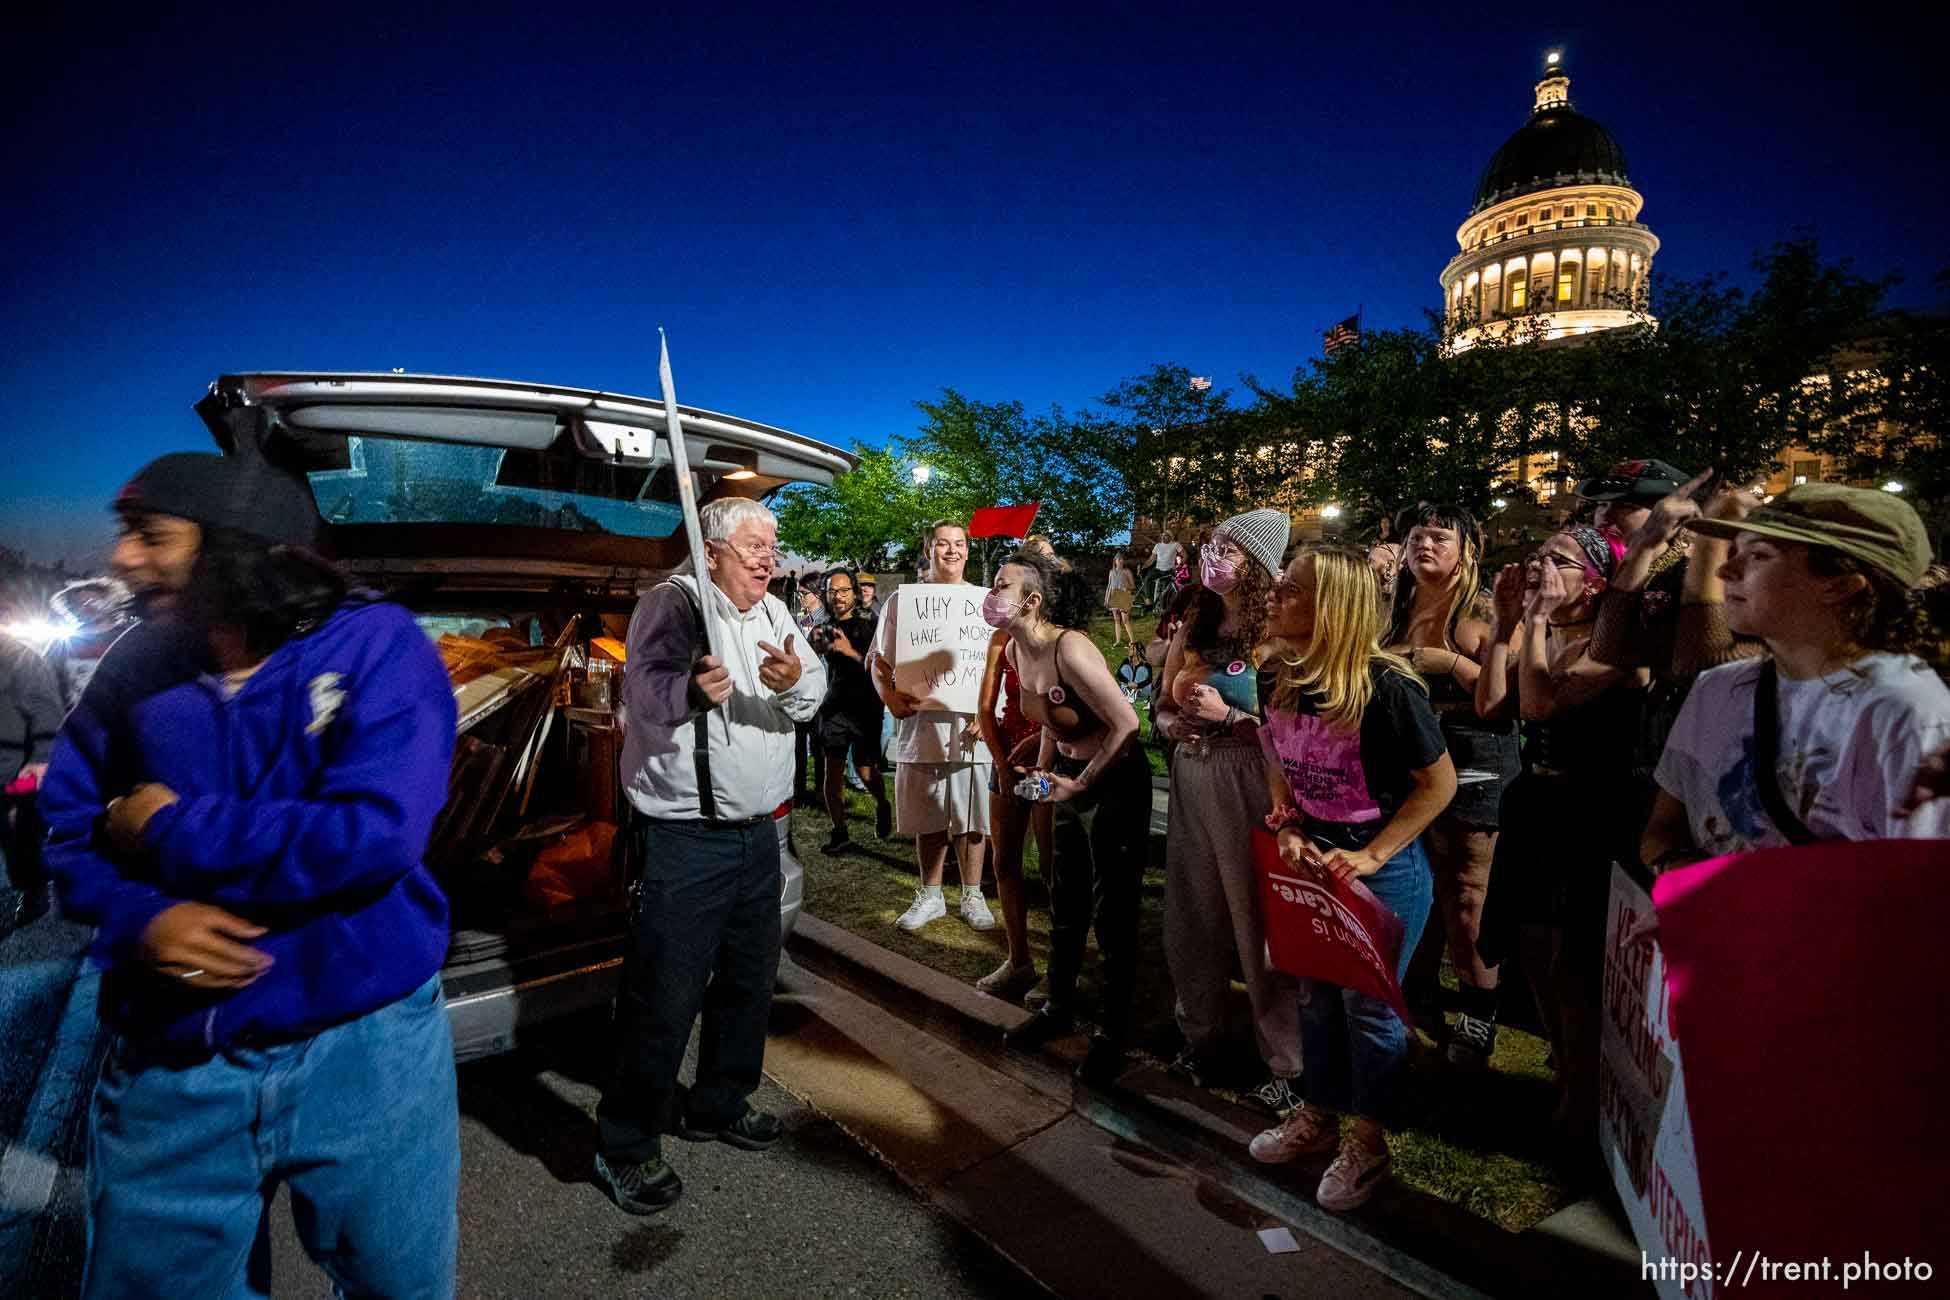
[959,889,996,931]
[896,888,947,931]
[1247,1105,1340,1165]
[1316,1137,1391,1212]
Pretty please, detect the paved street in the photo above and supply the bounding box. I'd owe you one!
[0,914,1026,1299]
[2,908,1421,1299]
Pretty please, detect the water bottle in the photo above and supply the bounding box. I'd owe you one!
[1014,772,1052,802]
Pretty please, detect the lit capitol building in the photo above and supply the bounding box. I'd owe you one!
[1441,50,1659,350]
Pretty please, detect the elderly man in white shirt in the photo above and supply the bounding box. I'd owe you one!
[595,497,825,1218]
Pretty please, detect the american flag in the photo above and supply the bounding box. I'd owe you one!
[1188,375,1212,391]
[1322,312,1361,356]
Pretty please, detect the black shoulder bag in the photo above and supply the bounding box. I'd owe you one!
[1751,660,1819,846]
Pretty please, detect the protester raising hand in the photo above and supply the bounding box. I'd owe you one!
[1490,563,1526,633]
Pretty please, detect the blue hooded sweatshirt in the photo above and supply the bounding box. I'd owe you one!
[40,600,457,1056]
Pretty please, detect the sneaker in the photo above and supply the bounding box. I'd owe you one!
[1002,1004,1075,1052]
[1316,1136,1391,1212]
[1248,1105,1340,1165]
[677,1107,784,1151]
[1444,1012,1498,1068]
[975,960,1040,1001]
[821,829,853,855]
[875,800,893,839]
[1022,977,1051,1011]
[1168,1043,1218,1088]
[1250,1075,1302,1116]
[896,888,946,931]
[959,889,996,931]
[593,1152,684,1215]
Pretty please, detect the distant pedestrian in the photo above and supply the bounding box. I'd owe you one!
[596,497,826,1215]
[40,452,461,1297]
[1105,551,1136,647]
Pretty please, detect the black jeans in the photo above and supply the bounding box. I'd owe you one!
[597,814,782,1164]
[1045,742,1153,1040]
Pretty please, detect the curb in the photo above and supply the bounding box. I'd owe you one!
[786,913,1649,1300]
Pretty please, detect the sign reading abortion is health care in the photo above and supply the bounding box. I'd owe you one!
[891,583,993,715]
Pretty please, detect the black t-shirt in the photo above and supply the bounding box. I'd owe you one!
[1256,662,1446,851]
[819,612,880,718]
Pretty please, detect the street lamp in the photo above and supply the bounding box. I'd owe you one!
[1883,480,1905,494]
[1320,504,1343,521]
[1491,498,1510,512]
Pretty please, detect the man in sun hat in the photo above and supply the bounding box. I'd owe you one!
[1574,458,1693,543]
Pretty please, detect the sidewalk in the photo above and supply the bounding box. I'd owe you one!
[784,910,1650,1300]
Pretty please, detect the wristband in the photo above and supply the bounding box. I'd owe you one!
[1263,806,1305,833]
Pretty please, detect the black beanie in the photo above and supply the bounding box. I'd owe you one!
[114,452,320,550]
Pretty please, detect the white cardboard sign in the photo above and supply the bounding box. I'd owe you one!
[1599,864,1713,1300]
[890,583,992,715]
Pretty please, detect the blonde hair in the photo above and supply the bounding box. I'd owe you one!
[1273,547,1423,731]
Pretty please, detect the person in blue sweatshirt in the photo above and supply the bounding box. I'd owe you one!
[39,452,460,1300]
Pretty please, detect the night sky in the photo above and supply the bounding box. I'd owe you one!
[5,5,1943,563]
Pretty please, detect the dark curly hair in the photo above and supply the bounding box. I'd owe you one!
[1184,566,1272,664]
[999,549,1093,631]
[177,525,353,660]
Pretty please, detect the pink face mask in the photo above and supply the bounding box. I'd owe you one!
[981,590,1020,629]
[1200,550,1242,593]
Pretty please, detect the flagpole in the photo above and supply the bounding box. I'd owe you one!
[658,329,719,662]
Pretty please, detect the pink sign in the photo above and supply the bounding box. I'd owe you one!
[1652,841,1948,1296]
[1252,829,1411,1024]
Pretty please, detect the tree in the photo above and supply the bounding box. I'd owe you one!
[773,445,926,569]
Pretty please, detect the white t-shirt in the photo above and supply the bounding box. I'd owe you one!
[870,586,993,768]
[1152,541,1182,571]
[1654,653,1950,857]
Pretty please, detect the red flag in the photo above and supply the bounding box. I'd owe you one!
[967,503,1041,539]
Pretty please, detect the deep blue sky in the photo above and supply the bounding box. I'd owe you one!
[5,4,1944,563]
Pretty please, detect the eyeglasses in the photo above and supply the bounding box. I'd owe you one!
[1201,541,1245,563]
[1540,555,1588,574]
[711,539,784,566]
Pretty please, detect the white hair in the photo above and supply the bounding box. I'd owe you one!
[700,496,776,542]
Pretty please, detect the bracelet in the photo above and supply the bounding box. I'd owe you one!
[1263,806,1305,833]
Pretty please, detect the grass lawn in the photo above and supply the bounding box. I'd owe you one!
[795,609,1570,1230]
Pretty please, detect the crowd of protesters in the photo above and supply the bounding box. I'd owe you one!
[4,446,1948,1288]
[779,459,1950,1214]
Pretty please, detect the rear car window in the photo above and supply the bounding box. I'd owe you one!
[305,435,687,538]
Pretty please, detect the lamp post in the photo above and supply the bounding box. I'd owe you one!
[912,464,932,579]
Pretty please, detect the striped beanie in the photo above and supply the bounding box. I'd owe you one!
[1214,509,1291,578]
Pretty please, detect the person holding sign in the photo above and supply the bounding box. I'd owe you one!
[991,550,1152,1083]
[869,521,995,933]
[1247,547,1456,1213]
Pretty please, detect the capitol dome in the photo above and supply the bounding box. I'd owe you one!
[1471,103,1630,214]
[1439,50,1659,351]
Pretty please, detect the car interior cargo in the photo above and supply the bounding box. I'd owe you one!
[196,372,854,1059]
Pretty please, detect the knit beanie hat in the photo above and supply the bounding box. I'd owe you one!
[114,452,321,551]
[1214,508,1291,578]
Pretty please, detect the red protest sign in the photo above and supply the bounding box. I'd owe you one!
[1252,829,1411,1024]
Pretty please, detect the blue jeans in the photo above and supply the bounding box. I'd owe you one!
[84,975,459,1300]
[1297,839,1433,1124]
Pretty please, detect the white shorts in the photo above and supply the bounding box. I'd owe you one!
[895,761,992,839]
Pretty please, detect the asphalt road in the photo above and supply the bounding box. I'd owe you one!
[1,911,1030,1299]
